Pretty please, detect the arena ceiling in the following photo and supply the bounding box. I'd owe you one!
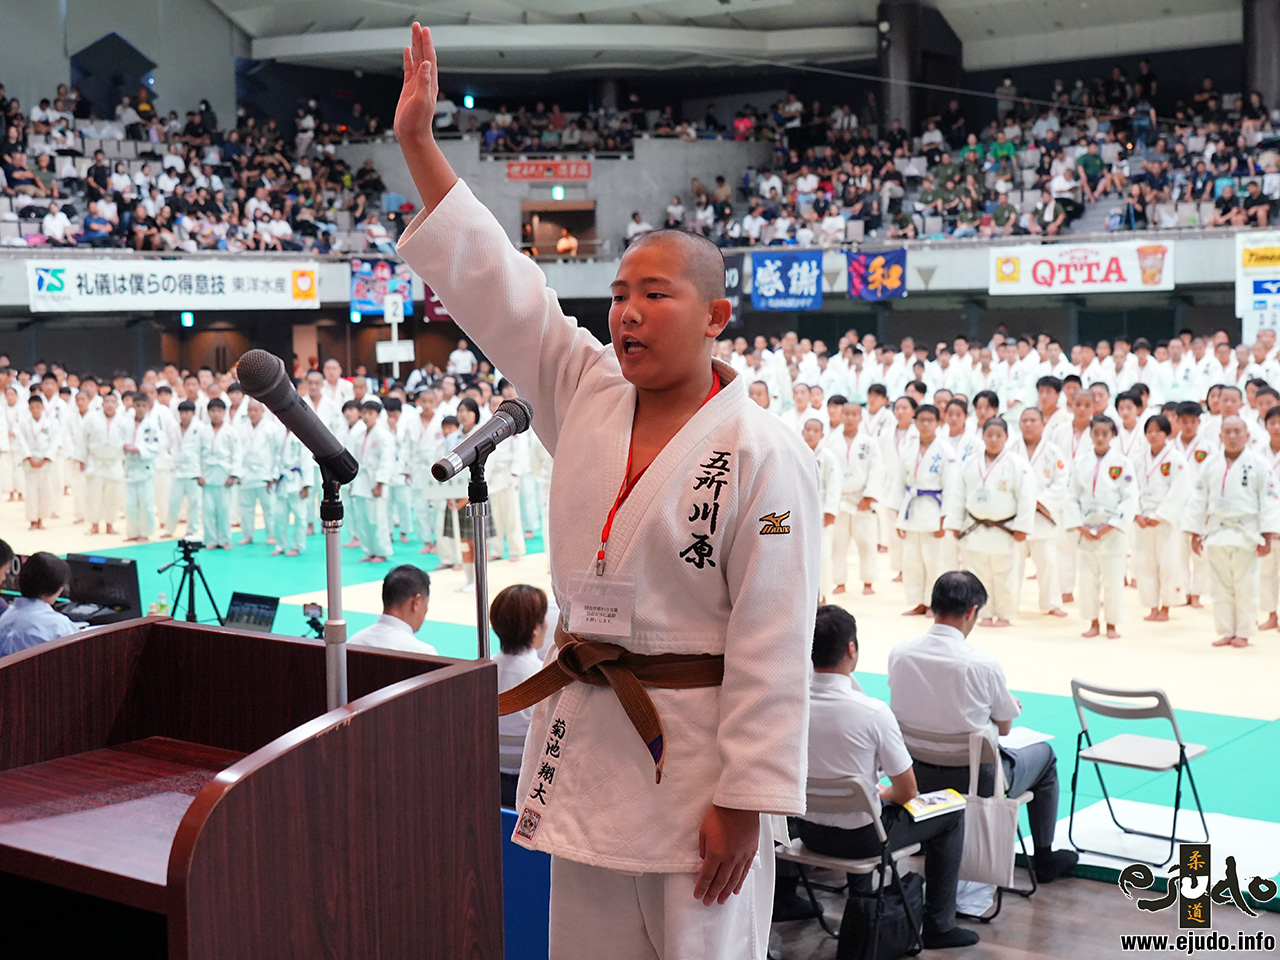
[210,0,1242,75]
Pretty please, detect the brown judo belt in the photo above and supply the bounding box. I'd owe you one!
[498,624,725,784]
[957,514,1018,540]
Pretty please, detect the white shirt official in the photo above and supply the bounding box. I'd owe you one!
[347,613,438,655]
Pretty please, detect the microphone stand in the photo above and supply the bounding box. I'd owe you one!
[466,454,493,660]
[319,465,349,709]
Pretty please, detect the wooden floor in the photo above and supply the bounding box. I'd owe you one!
[769,868,1280,959]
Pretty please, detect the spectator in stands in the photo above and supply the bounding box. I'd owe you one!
[78,201,114,246]
[3,152,46,197]
[0,551,78,657]
[555,228,578,256]
[624,210,653,247]
[1242,180,1271,227]
[1119,183,1149,230]
[1028,189,1067,236]
[982,192,1022,237]
[40,202,74,246]
[1210,185,1245,227]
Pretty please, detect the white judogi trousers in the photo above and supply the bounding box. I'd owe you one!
[272,489,309,553]
[202,475,234,548]
[901,531,945,608]
[154,466,173,528]
[1058,532,1078,598]
[87,476,123,526]
[1182,533,1211,598]
[1078,530,1127,625]
[168,478,203,535]
[389,485,415,540]
[1134,523,1184,609]
[968,547,1018,620]
[417,486,446,547]
[547,818,773,960]
[881,508,903,573]
[352,493,393,558]
[238,481,273,541]
[0,451,15,495]
[68,460,87,522]
[23,463,56,522]
[1261,550,1280,615]
[125,476,156,539]
[1208,545,1260,640]
[490,486,526,560]
[1018,537,1062,612]
[832,509,878,587]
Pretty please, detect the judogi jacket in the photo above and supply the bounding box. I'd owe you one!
[814,444,841,520]
[16,415,58,464]
[896,436,961,532]
[1184,449,1280,548]
[1065,448,1138,532]
[171,420,212,481]
[946,449,1035,553]
[1135,444,1191,525]
[1010,436,1069,540]
[204,423,242,481]
[274,430,315,496]
[398,179,817,872]
[123,412,163,480]
[83,410,132,479]
[825,428,883,514]
[238,419,283,485]
[351,422,395,498]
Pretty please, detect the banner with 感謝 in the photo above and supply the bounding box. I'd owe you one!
[750,250,823,311]
[987,241,1174,295]
[27,259,320,312]
[1236,231,1280,343]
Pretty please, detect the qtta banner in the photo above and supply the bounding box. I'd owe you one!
[723,253,744,327]
[750,250,823,311]
[28,259,319,312]
[350,258,414,316]
[988,241,1174,295]
[1235,231,1280,343]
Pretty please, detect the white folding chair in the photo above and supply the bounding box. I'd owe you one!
[897,724,1036,920]
[1068,680,1208,867]
[774,776,923,946]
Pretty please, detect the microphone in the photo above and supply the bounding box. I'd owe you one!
[432,398,533,482]
[236,349,360,486]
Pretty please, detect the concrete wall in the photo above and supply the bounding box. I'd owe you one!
[335,136,776,256]
[0,0,69,115]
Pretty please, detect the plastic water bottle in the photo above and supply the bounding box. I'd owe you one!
[155,592,169,616]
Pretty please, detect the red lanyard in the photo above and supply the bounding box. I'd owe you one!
[1091,454,1107,495]
[597,369,721,575]
[1144,447,1168,483]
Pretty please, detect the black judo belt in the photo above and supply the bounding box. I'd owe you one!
[957,514,1018,540]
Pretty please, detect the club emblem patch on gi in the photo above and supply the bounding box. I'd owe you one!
[515,808,541,840]
[1195,450,1208,462]
[759,511,792,535]
[1108,466,1122,480]
[1161,462,1172,476]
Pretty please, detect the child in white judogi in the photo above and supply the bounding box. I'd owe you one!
[0,388,15,502]
[1065,415,1138,638]
[1258,407,1280,631]
[1185,415,1280,648]
[948,417,1035,625]
[122,394,164,541]
[1012,408,1069,617]
[201,399,241,550]
[804,417,842,599]
[16,395,58,529]
[166,401,210,538]
[826,401,882,595]
[83,392,131,535]
[270,427,313,556]
[1048,389,1098,604]
[150,389,178,530]
[896,404,961,615]
[385,399,417,546]
[880,396,919,584]
[411,392,447,554]
[1173,401,1216,609]
[65,390,91,524]
[235,400,282,545]
[485,396,527,562]
[350,400,395,562]
[1133,414,1191,622]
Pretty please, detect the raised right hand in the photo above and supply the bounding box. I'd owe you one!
[394,23,439,147]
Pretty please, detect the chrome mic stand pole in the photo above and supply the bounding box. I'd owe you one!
[466,457,493,660]
[320,468,349,709]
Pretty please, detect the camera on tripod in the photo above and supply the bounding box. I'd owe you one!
[158,538,220,624]
[177,538,205,558]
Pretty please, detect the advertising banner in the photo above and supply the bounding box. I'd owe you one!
[506,161,592,181]
[988,241,1174,295]
[1235,231,1280,343]
[28,259,319,312]
[350,258,414,316]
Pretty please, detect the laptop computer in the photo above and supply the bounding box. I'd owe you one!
[222,592,280,633]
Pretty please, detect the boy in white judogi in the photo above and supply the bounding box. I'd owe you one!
[1185,415,1280,648]
[897,404,961,615]
[201,399,241,549]
[949,417,1035,625]
[804,417,842,599]
[1048,388,1098,603]
[270,427,313,556]
[235,400,282,545]
[1259,407,1280,631]
[65,390,92,524]
[16,395,58,529]
[826,401,882,595]
[1133,414,1190,622]
[383,399,416,546]
[880,396,919,582]
[1012,408,1069,617]
[351,400,395,562]
[411,392,447,554]
[83,392,131,535]
[165,401,210,538]
[395,27,817,957]
[1173,401,1215,609]
[122,394,164,541]
[485,396,527,562]
[150,387,178,530]
[1065,415,1138,638]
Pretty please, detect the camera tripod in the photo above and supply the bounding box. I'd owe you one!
[158,544,223,624]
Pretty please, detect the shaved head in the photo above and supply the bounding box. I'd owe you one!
[625,229,726,303]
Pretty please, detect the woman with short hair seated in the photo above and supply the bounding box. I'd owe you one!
[490,584,548,807]
[0,551,78,657]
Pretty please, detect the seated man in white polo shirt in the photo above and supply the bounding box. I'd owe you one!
[347,564,438,654]
[794,605,978,950]
[887,571,1078,883]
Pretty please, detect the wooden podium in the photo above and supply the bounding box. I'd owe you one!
[0,617,503,959]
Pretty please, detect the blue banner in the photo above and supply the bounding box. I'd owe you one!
[350,258,415,315]
[846,249,908,301]
[750,250,823,311]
